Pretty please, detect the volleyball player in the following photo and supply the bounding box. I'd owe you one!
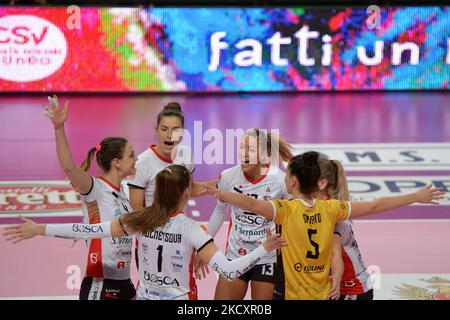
[316,157,373,300]
[40,95,137,300]
[204,151,445,300]
[126,102,212,270]
[206,128,293,300]
[4,165,288,300]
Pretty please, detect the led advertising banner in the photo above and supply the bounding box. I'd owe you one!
[1,7,449,92]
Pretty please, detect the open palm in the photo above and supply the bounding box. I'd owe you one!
[43,95,69,129]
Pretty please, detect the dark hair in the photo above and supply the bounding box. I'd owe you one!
[122,165,191,233]
[80,137,128,172]
[245,128,293,165]
[287,151,321,195]
[156,102,184,127]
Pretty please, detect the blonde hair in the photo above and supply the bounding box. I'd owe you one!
[245,128,293,166]
[318,158,350,201]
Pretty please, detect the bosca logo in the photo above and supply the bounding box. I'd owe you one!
[0,181,81,215]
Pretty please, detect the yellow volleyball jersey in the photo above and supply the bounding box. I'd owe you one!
[271,198,351,300]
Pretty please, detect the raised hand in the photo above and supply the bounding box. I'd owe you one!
[415,184,446,205]
[43,95,69,129]
[263,228,288,252]
[3,216,45,244]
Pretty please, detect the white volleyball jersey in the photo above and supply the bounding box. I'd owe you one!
[81,176,133,280]
[334,220,372,295]
[218,165,289,265]
[127,145,195,207]
[135,212,212,300]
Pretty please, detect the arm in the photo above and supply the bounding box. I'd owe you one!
[190,179,219,197]
[351,184,445,218]
[129,186,145,211]
[207,200,228,237]
[329,234,344,300]
[196,229,287,281]
[205,185,274,220]
[45,96,92,194]
[3,217,127,244]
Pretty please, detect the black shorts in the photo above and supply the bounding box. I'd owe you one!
[79,277,136,300]
[238,263,276,284]
[339,289,374,300]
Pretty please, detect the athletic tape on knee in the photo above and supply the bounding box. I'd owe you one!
[209,245,268,281]
[45,222,112,240]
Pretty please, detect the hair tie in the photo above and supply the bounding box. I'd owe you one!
[164,168,172,174]
[95,144,101,153]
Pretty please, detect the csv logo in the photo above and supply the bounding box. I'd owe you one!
[0,15,67,82]
[367,5,381,30]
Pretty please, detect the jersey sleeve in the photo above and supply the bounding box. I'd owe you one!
[81,176,102,202]
[127,155,148,190]
[328,199,351,223]
[217,173,227,190]
[270,199,292,225]
[188,221,213,252]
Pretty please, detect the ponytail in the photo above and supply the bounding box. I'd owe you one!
[267,131,293,165]
[331,160,350,201]
[80,137,127,173]
[318,158,350,201]
[80,147,97,172]
[246,128,293,167]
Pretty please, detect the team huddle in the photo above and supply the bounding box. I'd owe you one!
[3,96,445,300]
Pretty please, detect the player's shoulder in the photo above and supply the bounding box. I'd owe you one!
[136,147,154,163]
[272,198,294,208]
[267,165,286,181]
[220,165,242,181]
[175,214,205,233]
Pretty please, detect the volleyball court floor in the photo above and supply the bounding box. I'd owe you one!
[0,92,449,300]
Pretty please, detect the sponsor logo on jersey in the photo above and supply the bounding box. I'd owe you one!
[234,213,270,226]
[89,253,98,264]
[238,248,247,256]
[171,249,184,260]
[111,237,132,246]
[143,256,151,266]
[143,271,180,287]
[0,181,81,216]
[304,265,325,273]
[115,249,132,258]
[172,263,183,272]
[235,225,268,237]
[294,263,325,273]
